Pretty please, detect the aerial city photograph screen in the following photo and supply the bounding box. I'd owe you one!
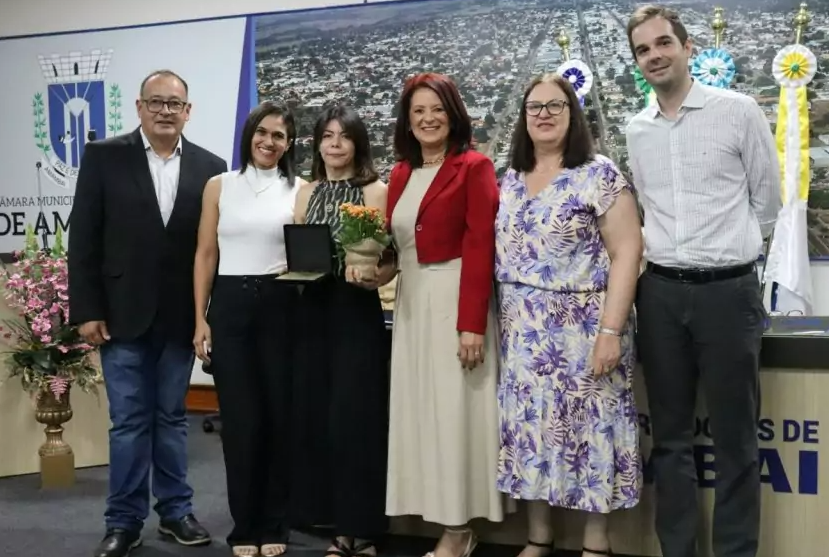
[253,0,829,257]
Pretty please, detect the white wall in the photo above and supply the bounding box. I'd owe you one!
[0,1,376,174]
[0,0,398,39]
[4,1,827,386]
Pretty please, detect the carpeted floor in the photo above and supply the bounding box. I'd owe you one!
[0,415,593,557]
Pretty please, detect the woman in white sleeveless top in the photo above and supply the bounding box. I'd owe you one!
[193,101,305,557]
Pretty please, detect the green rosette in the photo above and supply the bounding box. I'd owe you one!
[633,66,652,96]
[633,66,656,106]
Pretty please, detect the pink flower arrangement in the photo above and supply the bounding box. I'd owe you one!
[0,226,99,400]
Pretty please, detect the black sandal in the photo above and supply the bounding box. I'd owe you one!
[527,540,555,555]
[352,540,377,557]
[582,547,612,556]
[326,538,353,557]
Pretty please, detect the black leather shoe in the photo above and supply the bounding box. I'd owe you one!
[158,513,211,546]
[93,529,142,557]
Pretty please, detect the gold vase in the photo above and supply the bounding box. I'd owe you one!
[34,386,75,489]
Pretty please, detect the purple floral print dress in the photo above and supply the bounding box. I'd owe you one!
[494,155,642,513]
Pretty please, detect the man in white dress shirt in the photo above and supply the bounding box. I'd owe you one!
[69,70,226,557]
[625,6,780,557]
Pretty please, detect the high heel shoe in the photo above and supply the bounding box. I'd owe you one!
[423,528,477,557]
[457,530,477,557]
[525,540,554,556]
[260,543,287,557]
[352,540,377,557]
[326,538,353,557]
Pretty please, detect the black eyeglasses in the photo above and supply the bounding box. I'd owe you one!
[142,98,188,114]
[525,100,569,116]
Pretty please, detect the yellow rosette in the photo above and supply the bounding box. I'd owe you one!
[773,44,817,88]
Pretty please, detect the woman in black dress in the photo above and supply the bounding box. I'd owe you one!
[290,105,390,557]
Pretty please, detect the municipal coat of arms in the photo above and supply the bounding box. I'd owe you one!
[32,49,123,188]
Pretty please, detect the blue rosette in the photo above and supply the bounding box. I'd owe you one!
[557,59,594,103]
[691,48,736,89]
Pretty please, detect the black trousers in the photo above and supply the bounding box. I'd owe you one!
[636,267,764,557]
[290,278,390,540]
[208,275,297,547]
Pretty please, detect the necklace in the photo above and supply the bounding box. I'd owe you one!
[326,178,352,213]
[536,154,564,173]
[243,169,280,197]
[422,154,445,167]
[537,164,563,175]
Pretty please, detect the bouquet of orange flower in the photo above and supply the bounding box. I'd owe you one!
[339,202,391,282]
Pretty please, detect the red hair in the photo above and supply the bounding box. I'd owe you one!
[393,72,473,166]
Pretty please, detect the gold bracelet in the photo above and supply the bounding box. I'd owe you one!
[599,326,622,337]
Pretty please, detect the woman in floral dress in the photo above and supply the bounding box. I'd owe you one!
[495,73,643,557]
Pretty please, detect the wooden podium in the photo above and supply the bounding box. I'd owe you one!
[381,280,829,557]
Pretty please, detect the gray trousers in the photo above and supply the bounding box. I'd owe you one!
[635,268,764,557]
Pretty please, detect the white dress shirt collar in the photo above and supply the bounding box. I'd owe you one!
[139,127,183,159]
[647,78,707,120]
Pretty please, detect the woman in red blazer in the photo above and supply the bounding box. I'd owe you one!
[349,72,505,557]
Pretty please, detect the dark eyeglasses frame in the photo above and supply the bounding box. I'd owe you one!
[142,98,188,114]
[524,100,569,116]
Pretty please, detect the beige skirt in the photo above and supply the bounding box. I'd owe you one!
[385,257,505,526]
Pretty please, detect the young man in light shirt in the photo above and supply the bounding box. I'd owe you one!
[625,5,781,557]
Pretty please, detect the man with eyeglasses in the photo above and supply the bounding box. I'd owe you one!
[68,69,227,557]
